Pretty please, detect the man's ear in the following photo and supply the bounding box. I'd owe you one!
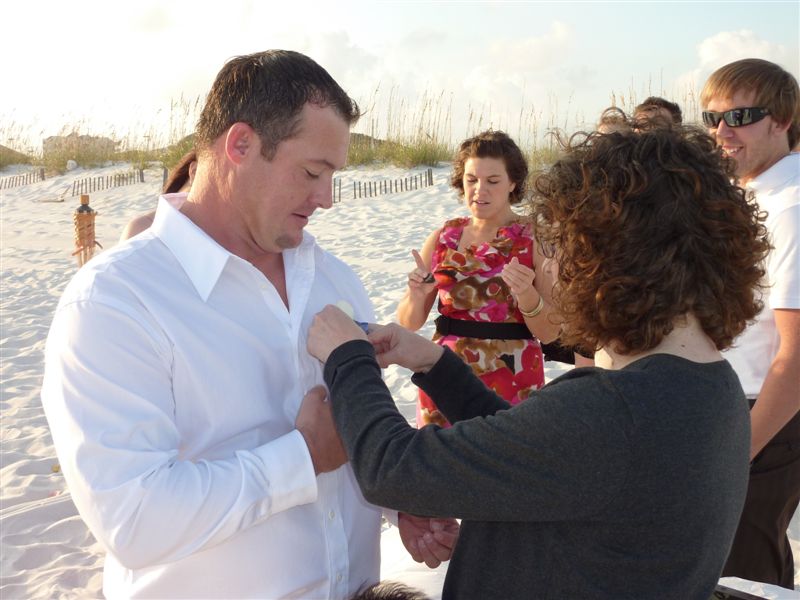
[224,123,257,165]
[771,119,792,136]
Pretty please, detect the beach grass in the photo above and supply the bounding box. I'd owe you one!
[1,81,698,174]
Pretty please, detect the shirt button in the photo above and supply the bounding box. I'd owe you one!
[329,510,336,520]
[336,573,343,582]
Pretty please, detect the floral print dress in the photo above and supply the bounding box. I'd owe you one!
[417,217,545,427]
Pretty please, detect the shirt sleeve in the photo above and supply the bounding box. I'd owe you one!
[41,299,318,570]
[324,340,631,522]
[767,203,800,310]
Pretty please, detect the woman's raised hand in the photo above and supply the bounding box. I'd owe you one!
[407,249,436,290]
[501,257,536,298]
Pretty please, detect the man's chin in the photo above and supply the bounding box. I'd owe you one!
[275,233,303,250]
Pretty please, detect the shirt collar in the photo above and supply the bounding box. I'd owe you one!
[151,194,231,302]
[746,152,799,193]
[150,194,320,302]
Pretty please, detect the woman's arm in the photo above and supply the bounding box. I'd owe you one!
[411,346,510,422]
[501,237,562,343]
[307,311,507,423]
[528,241,564,343]
[396,229,440,331]
[323,340,630,522]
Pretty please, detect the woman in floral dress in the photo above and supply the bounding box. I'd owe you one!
[397,130,562,427]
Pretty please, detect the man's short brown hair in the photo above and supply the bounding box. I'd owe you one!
[196,50,360,159]
[531,126,770,355]
[634,96,682,124]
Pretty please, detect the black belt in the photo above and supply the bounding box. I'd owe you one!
[434,315,595,362]
[435,315,533,340]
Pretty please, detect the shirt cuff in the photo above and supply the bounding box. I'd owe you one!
[249,429,318,516]
[383,508,399,527]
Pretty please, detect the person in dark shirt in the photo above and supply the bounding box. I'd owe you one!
[300,123,770,599]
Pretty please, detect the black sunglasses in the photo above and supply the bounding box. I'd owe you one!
[702,107,771,128]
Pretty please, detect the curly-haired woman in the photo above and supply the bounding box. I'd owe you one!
[301,121,771,599]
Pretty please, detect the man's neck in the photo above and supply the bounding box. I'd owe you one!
[180,181,290,307]
[739,148,791,187]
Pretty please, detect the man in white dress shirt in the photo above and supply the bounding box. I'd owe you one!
[701,58,800,589]
[41,50,456,599]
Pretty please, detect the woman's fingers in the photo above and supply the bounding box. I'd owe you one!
[411,248,427,271]
[408,249,435,286]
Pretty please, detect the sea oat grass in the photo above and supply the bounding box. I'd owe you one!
[3,79,698,175]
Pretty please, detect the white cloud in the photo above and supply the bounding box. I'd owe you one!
[676,30,799,98]
[458,21,573,96]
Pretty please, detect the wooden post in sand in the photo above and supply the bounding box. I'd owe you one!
[73,194,100,267]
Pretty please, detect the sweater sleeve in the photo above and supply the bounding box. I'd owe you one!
[411,347,510,422]
[325,340,632,522]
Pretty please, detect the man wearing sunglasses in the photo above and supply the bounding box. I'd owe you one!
[701,58,800,589]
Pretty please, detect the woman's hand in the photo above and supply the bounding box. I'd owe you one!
[368,323,444,373]
[407,249,437,292]
[308,305,368,363]
[501,257,537,302]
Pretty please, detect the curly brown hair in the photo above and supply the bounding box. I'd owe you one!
[451,130,528,204]
[531,124,770,354]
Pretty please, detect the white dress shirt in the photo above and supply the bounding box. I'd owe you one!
[723,153,800,396]
[41,194,382,599]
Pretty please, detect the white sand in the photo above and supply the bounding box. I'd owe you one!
[0,163,797,599]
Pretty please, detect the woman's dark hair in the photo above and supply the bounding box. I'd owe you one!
[531,125,770,354]
[162,150,197,193]
[451,130,528,204]
[196,50,360,159]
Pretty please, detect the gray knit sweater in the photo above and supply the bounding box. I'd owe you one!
[324,342,750,599]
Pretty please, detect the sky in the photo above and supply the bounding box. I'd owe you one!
[2,0,798,153]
